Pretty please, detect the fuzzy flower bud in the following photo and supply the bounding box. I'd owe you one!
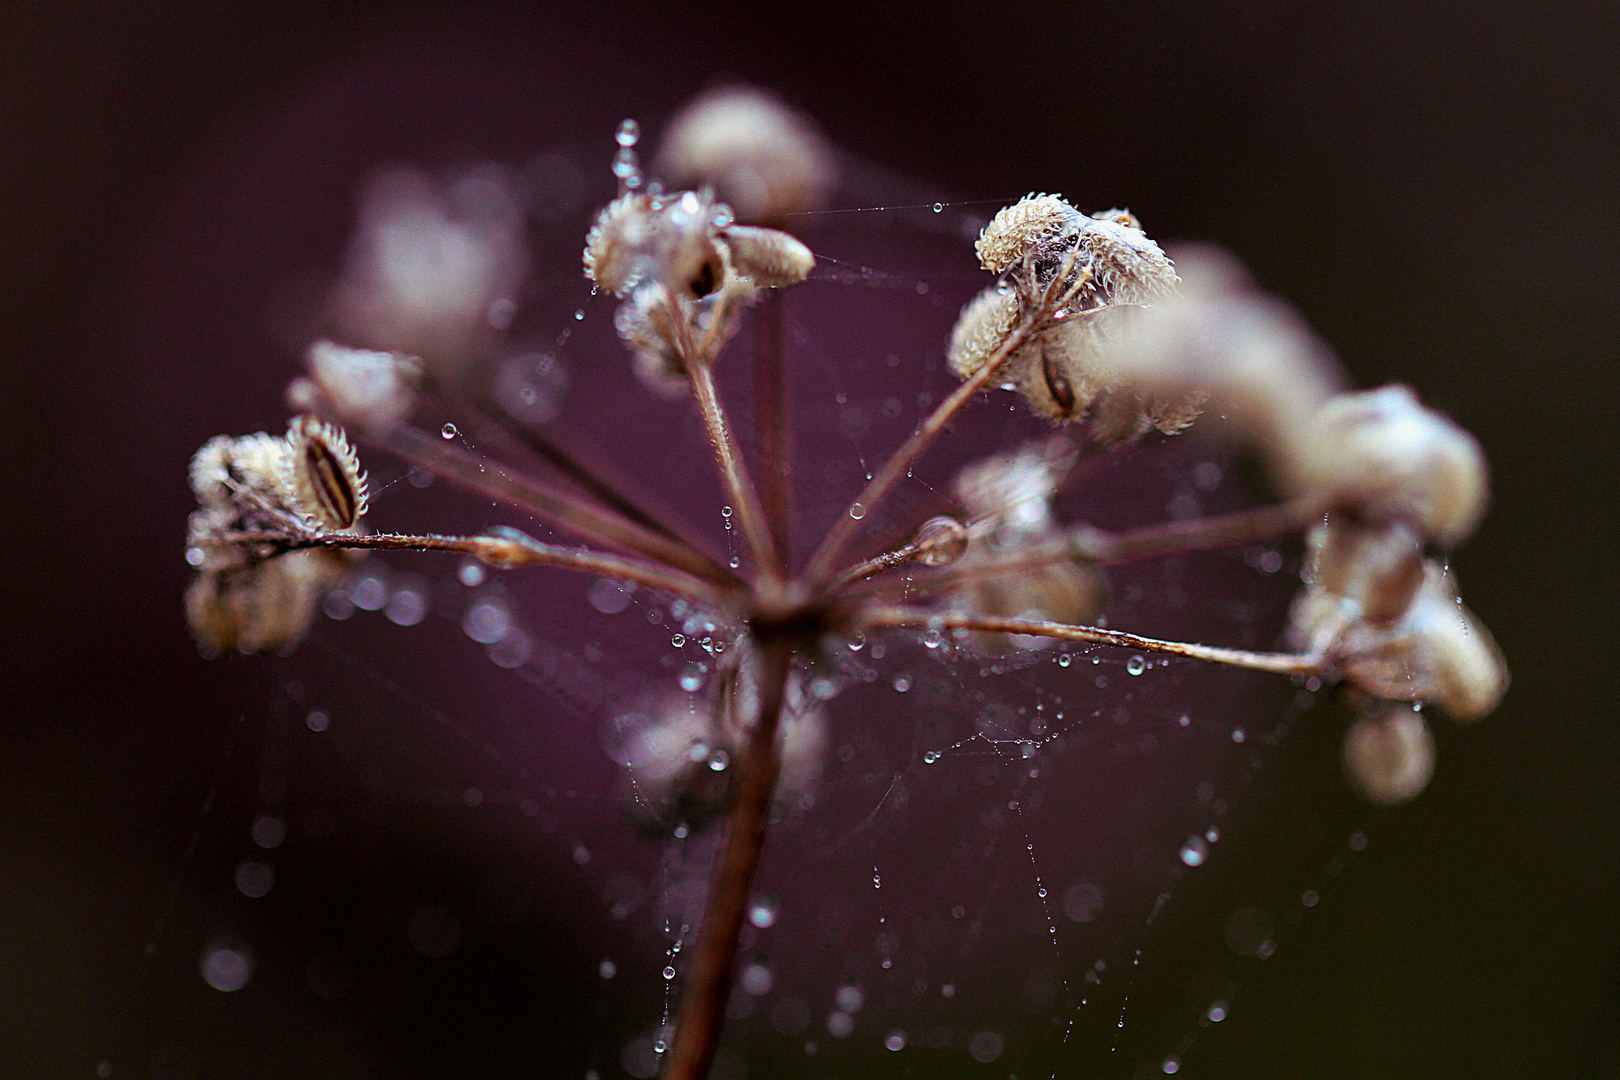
[655,86,835,224]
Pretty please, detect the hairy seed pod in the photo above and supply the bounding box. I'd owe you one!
[282,417,368,531]
[975,194,1083,276]
[720,225,815,288]
[1076,214,1179,306]
[656,86,835,225]
[190,432,288,512]
[186,547,353,655]
[1343,702,1435,805]
[1336,562,1508,723]
[583,192,656,296]
[947,284,1023,381]
[1306,385,1489,546]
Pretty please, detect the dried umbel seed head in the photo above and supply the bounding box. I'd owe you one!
[1304,515,1426,625]
[1334,562,1508,723]
[289,340,423,435]
[1343,703,1436,806]
[719,225,815,288]
[655,86,835,224]
[1304,385,1489,546]
[911,516,969,567]
[282,417,368,531]
[186,547,354,656]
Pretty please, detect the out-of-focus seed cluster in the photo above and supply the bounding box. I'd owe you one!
[950,195,1197,436]
[616,649,826,834]
[945,437,1105,654]
[184,418,368,654]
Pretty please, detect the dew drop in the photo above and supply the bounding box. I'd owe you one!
[1206,1001,1228,1022]
[1037,886,1047,898]
[1179,835,1208,867]
[1126,654,1147,676]
[662,965,676,980]
[885,1030,906,1051]
[922,750,940,764]
[1162,1055,1182,1074]
[872,872,881,889]
[921,628,942,649]
[932,202,944,213]
[748,896,779,929]
[848,503,865,520]
[1057,654,1071,667]
[728,556,740,568]
[892,673,911,692]
[1232,727,1246,743]
[440,423,458,439]
[706,750,730,772]
[671,633,685,647]
[599,959,617,979]
[615,118,640,147]
[847,633,865,651]
[720,505,733,518]
[573,309,585,321]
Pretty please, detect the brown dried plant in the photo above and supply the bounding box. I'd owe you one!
[183,88,1506,1079]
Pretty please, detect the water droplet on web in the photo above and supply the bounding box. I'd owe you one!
[872,872,881,889]
[615,118,640,147]
[921,629,942,649]
[1162,1055,1182,1073]
[720,505,733,518]
[706,750,729,771]
[306,709,330,732]
[573,309,585,321]
[1126,654,1147,676]
[922,750,939,764]
[662,965,676,980]
[671,633,685,647]
[847,633,865,651]
[848,502,865,520]
[185,546,205,567]
[1231,727,1246,743]
[653,1039,667,1054]
[1206,1001,1228,1022]
[1036,886,1047,898]
[440,423,458,439]
[1179,835,1208,866]
[932,202,944,213]
[1205,827,1220,843]
[885,1030,907,1051]
[892,674,911,692]
[1057,653,1071,667]
[599,959,617,979]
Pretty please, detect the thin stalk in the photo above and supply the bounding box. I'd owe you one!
[803,310,1045,584]
[662,637,793,1080]
[231,528,722,607]
[859,606,1322,676]
[752,292,792,567]
[849,498,1322,603]
[687,359,782,581]
[448,390,713,556]
[375,423,736,586]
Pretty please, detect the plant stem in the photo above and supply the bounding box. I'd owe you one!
[234,528,723,607]
[687,360,783,581]
[803,311,1044,584]
[752,292,792,568]
[662,636,792,1080]
[858,606,1322,676]
[374,423,737,587]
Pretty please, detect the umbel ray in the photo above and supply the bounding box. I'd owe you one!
[183,87,1506,1080]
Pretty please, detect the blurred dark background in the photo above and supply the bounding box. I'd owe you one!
[3,2,1616,1078]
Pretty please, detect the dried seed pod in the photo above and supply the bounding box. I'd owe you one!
[1343,702,1435,805]
[720,225,815,287]
[282,417,368,531]
[583,192,657,296]
[1099,246,1344,467]
[585,190,733,302]
[954,437,1077,534]
[1336,562,1508,723]
[186,547,353,655]
[292,340,422,434]
[1075,213,1179,307]
[189,432,288,513]
[947,284,1024,381]
[656,86,835,224]
[1304,515,1425,625]
[1305,385,1489,546]
[976,194,1083,276]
